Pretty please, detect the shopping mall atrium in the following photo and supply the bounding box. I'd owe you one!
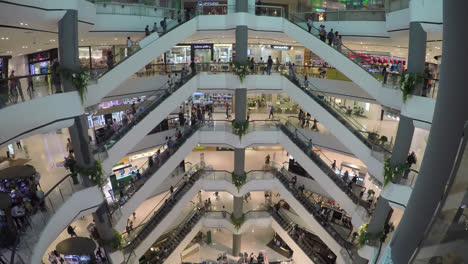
[0,0,464,263]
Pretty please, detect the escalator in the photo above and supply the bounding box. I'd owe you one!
[281,73,387,181]
[86,14,199,107]
[93,73,197,172]
[277,122,373,227]
[283,14,402,110]
[119,167,362,263]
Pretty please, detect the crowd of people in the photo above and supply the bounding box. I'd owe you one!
[0,168,43,230]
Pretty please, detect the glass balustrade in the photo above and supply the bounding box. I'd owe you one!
[92,73,196,162]
[13,173,88,263]
[282,72,393,159]
[0,74,59,109]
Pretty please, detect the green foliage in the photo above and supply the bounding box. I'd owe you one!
[231,172,247,192]
[78,160,106,187]
[356,223,383,249]
[232,120,249,141]
[367,189,375,197]
[379,136,388,145]
[54,66,90,103]
[399,72,428,103]
[64,156,105,187]
[230,214,245,230]
[102,229,123,251]
[232,60,251,83]
[383,158,410,187]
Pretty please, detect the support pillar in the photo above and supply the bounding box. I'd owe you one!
[390,115,414,168]
[58,10,79,93]
[93,203,115,241]
[367,197,392,234]
[407,22,427,95]
[391,1,468,262]
[232,196,243,256]
[68,115,93,187]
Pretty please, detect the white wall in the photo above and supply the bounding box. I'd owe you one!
[410,0,443,24]
[312,21,389,38]
[8,55,29,76]
[0,91,83,148]
[385,8,410,31]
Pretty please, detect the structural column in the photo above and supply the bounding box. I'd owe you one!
[58,10,79,93]
[391,115,415,169]
[391,1,468,262]
[407,22,427,96]
[92,203,115,241]
[367,197,392,234]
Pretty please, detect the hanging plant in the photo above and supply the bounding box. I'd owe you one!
[399,72,427,103]
[383,158,410,187]
[100,229,123,251]
[55,66,90,103]
[232,60,251,83]
[356,223,383,249]
[77,160,106,187]
[231,172,247,192]
[232,120,249,141]
[230,214,245,230]
[64,156,80,184]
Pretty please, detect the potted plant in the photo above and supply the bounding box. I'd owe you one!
[407,152,417,167]
[379,136,388,146]
[64,156,79,184]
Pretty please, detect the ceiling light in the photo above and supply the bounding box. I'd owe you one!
[50,39,56,42]
[114,38,118,40]
[5,37,8,40]
[20,22,24,25]
[6,51,12,54]
[22,46,28,48]
[37,49,42,51]
[81,39,84,41]
[25,24,28,26]
[1,38,4,40]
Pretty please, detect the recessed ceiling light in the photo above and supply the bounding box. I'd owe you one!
[114,38,118,40]
[20,22,24,25]
[37,49,42,51]
[1,38,4,40]
[22,46,28,48]
[81,39,84,41]
[5,37,8,40]
[25,24,28,26]
[50,39,56,42]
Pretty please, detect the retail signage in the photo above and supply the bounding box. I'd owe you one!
[193,44,213,49]
[197,1,219,6]
[271,45,291,51]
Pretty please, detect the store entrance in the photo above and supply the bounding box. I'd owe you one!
[194,49,211,63]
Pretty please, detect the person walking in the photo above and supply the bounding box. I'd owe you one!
[266,56,273,75]
[67,225,77,237]
[308,139,313,154]
[189,60,196,74]
[161,17,167,33]
[27,75,34,99]
[336,35,343,52]
[126,36,133,56]
[327,28,334,46]
[269,106,274,119]
[333,31,339,47]
[319,25,326,42]
[145,25,150,36]
[106,51,114,70]
[307,16,313,33]
[152,22,158,33]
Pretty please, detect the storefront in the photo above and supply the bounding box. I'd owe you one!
[192,43,213,63]
[79,45,118,76]
[27,48,58,75]
[166,45,191,64]
[189,92,232,113]
[247,44,305,65]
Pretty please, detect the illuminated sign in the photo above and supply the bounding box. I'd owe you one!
[193,44,212,49]
[270,45,291,51]
[197,1,220,6]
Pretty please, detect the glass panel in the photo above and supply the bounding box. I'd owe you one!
[0,74,56,109]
